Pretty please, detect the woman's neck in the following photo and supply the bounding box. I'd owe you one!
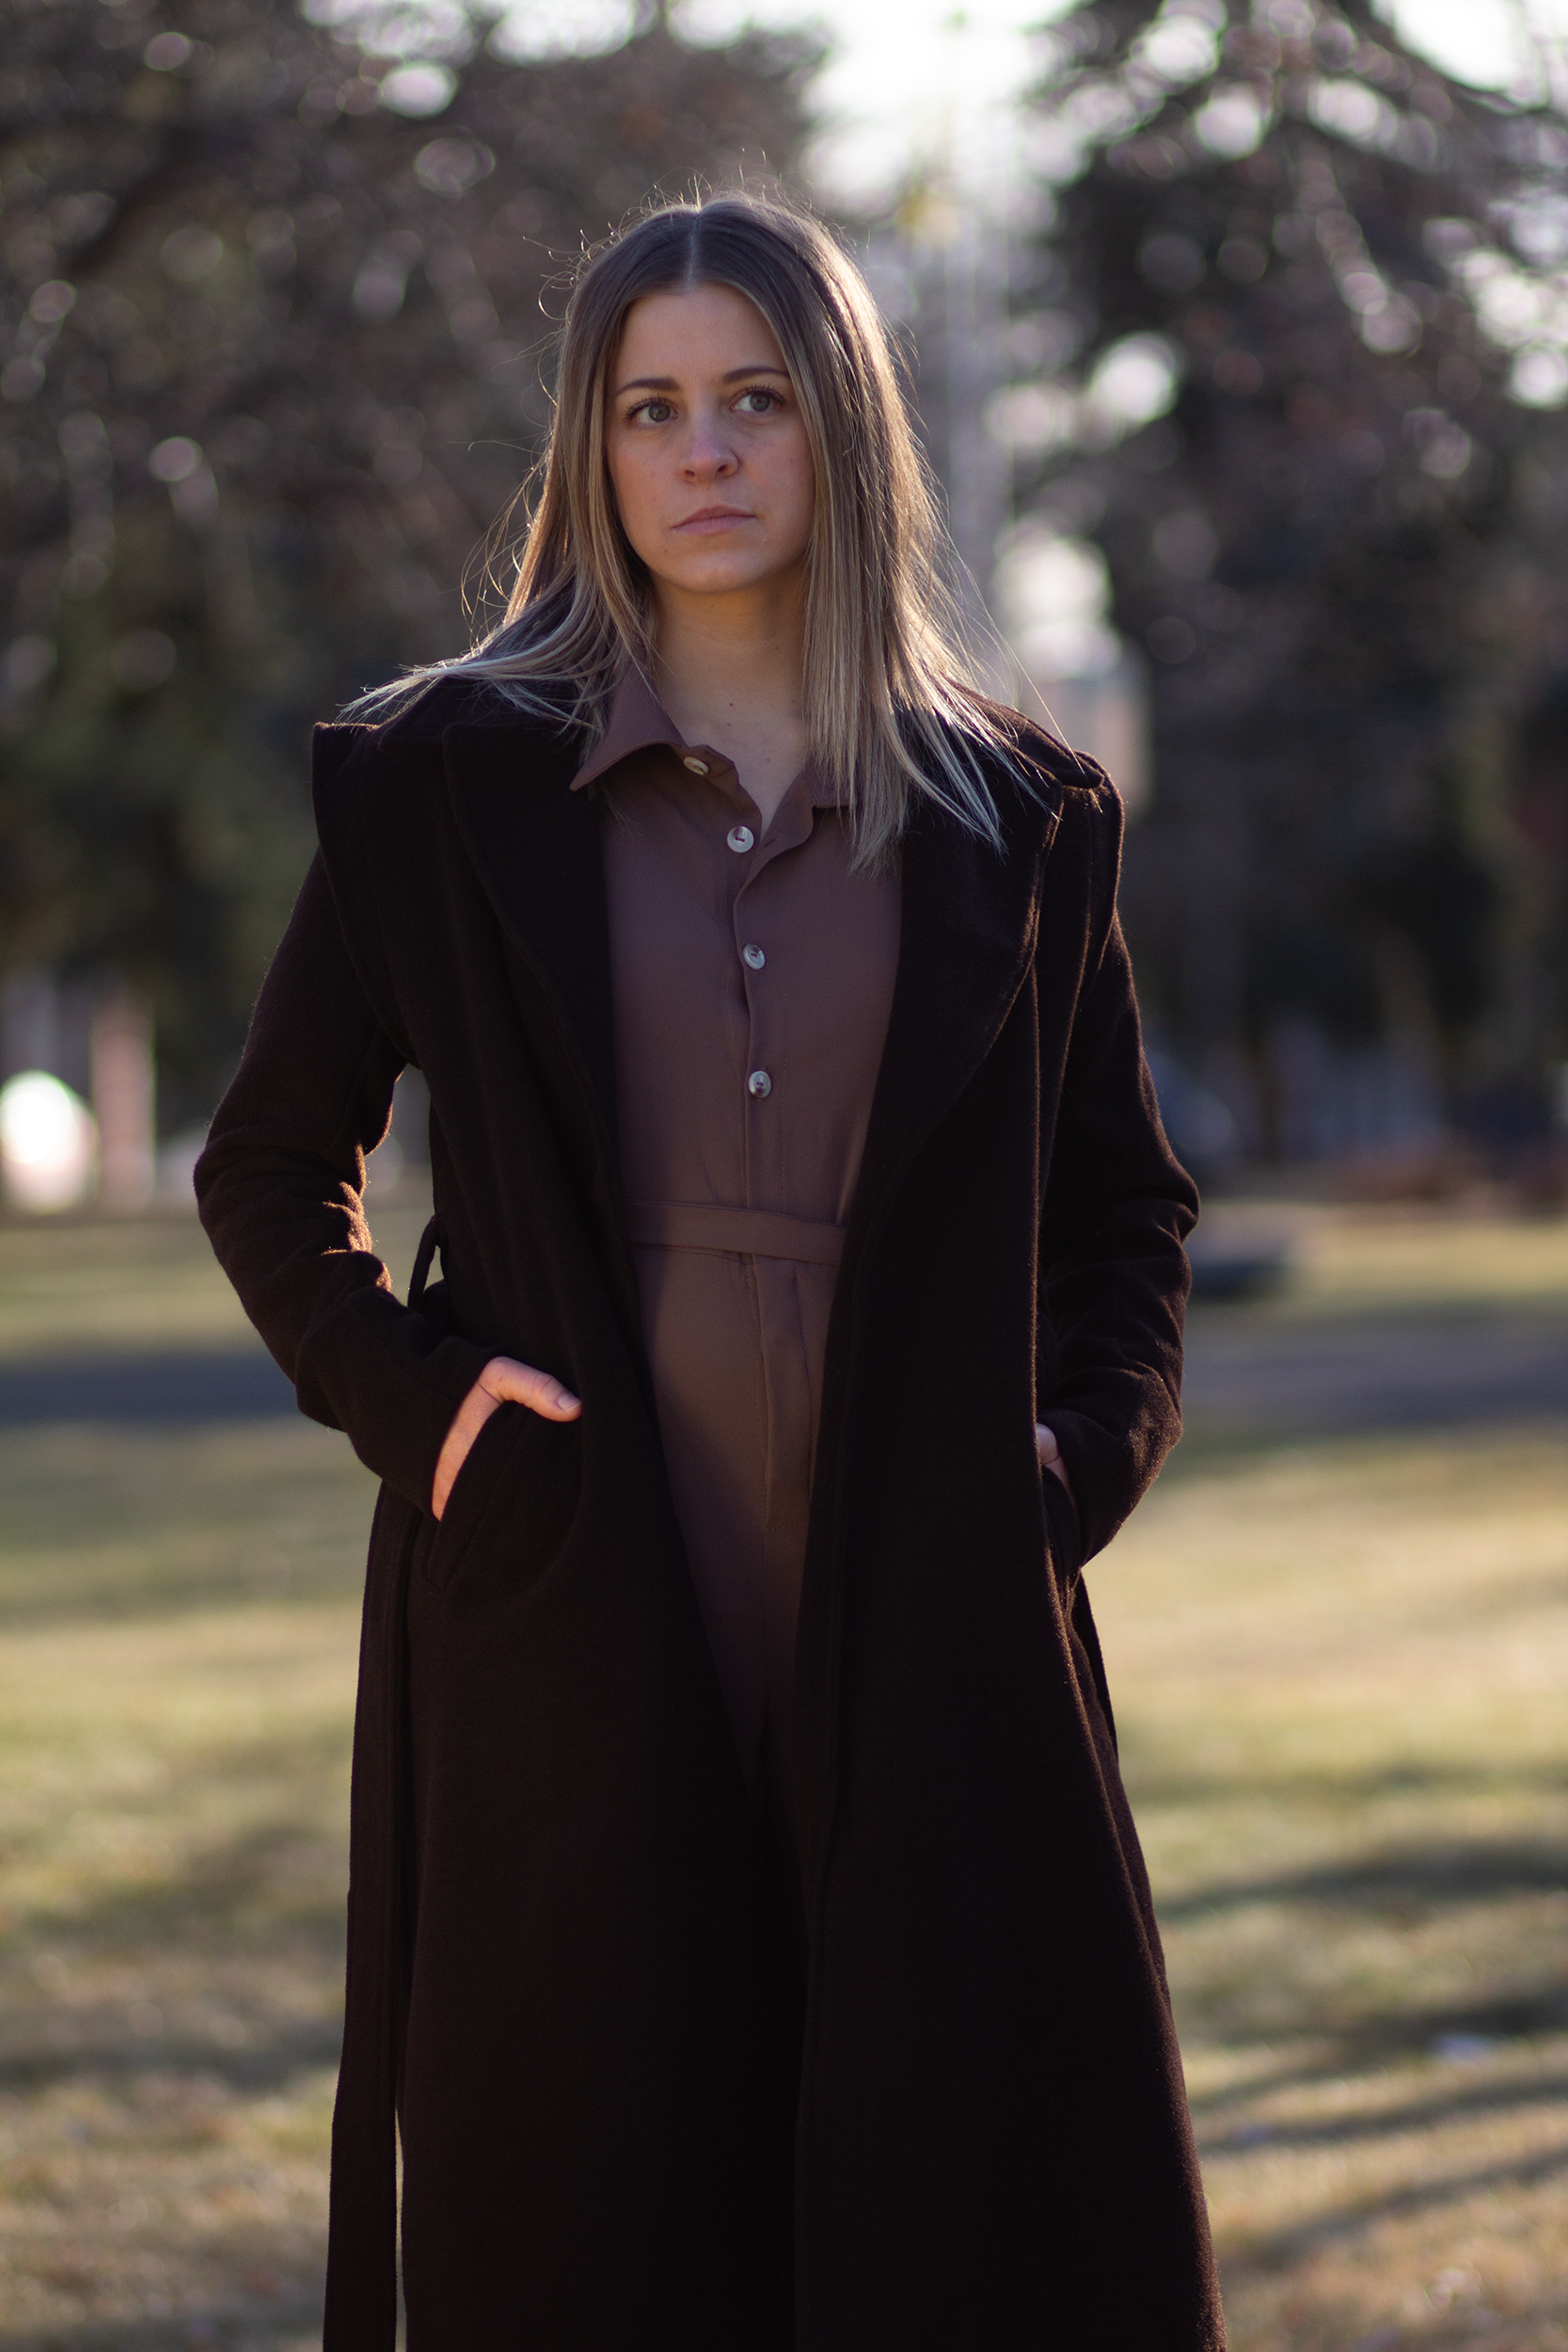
[650,574,811,833]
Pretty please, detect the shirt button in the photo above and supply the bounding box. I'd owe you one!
[726,823,754,853]
[747,1069,772,1099]
[682,755,709,775]
[742,943,766,970]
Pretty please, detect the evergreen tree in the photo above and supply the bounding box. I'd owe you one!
[1009,0,1568,1152]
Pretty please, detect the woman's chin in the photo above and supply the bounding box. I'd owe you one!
[651,552,804,603]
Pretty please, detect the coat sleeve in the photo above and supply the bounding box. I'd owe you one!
[1037,780,1199,1563]
[194,848,492,1513]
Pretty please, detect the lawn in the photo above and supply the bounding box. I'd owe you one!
[0,1203,1564,2350]
[1102,1425,1568,2352]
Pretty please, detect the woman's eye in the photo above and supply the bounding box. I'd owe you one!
[630,398,674,424]
[736,389,780,415]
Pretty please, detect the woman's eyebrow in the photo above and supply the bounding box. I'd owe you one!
[613,364,791,395]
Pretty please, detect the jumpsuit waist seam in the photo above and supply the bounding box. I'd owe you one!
[626,1200,846,1269]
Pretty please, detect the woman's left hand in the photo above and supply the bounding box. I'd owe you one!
[1035,1423,1075,1509]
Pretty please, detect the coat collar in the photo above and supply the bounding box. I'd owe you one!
[439,711,1062,1231]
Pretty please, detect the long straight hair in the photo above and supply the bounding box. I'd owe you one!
[356,192,1019,866]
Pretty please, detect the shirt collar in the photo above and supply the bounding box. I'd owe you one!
[568,667,839,812]
[568,669,685,793]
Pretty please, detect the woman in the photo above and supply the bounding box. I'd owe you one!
[197,194,1223,2351]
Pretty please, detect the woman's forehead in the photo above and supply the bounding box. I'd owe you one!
[614,282,784,373]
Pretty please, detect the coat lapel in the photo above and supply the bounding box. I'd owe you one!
[440,712,1063,1248]
[440,719,619,1150]
[851,771,1062,1245]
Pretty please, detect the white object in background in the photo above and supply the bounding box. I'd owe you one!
[0,1071,98,1211]
[91,989,156,1211]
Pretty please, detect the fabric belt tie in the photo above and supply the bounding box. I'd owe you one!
[626,1200,846,1270]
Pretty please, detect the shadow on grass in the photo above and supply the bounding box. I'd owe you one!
[3,1740,351,2099]
[0,1352,295,1427]
[1157,1395,1568,1480]
[0,2010,343,2098]
[0,2284,325,2352]
[1,1774,346,1924]
[1158,1837,1568,1923]
[0,1418,376,1629]
[1233,2138,1568,2269]
[1166,1828,1568,2133]
[1198,2068,1568,2157]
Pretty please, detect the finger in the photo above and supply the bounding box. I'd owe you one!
[432,1390,497,1521]
[1035,1422,1060,1467]
[481,1358,582,1420]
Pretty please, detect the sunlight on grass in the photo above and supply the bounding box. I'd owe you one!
[0,1429,369,2346]
[1205,1201,1568,1320]
[0,1205,431,1361]
[1,1204,1565,2346]
[1098,1426,1568,2352]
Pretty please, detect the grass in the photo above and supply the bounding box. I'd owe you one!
[0,1419,371,2351]
[1098,1425,1568,2351]
[0,1203,431,1363]
[0,1203,1564,2348]
[1197,1198,1568,1320]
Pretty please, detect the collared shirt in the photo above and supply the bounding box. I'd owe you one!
[571,668,899,1231]
[570,670,901,1821]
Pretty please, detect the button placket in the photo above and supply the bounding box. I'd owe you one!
[735,858,775,1122]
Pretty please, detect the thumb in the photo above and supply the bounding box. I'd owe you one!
[480,1358,581,1421]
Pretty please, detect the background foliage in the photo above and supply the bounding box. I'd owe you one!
[0,0,815,1126]
[6,0,1568,1165]
[1010,0,1568,1156]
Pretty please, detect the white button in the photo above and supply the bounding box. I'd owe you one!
[682,755,709,774]
[747,1069,772,1098]
[742,943,766,970]
[726,823,754,853]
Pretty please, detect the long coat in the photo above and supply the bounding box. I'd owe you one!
[196,681,1223,2352]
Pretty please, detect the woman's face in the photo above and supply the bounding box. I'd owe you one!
[605,283,815,607]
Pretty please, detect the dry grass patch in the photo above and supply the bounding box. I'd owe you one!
[1201,1200,1568,1321]
[1098,1425,1568,2352]
[0,1421,371,2350]
[3,1207,1565,2347]
[0,1205,430,1362]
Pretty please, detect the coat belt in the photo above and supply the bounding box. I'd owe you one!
[626,1199,846,1269]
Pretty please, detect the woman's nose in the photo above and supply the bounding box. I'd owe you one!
[680,407,736,478]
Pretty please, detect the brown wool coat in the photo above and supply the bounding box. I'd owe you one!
[196,681,1224,2352]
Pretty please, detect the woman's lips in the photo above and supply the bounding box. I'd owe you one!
[673,507,756,534]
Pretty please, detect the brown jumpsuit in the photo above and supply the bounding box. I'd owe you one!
[571,673,900,1849]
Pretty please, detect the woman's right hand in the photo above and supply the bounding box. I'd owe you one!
[432,1357,581,1520]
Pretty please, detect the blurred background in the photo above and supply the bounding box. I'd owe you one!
[1,1,1566,2346]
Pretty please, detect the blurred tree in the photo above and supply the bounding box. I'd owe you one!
[1006,0,1568,1150]
[0,0,816,1124]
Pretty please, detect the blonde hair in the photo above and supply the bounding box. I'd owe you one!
[358,191,1018,866]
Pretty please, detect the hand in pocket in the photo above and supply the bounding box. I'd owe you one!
[433,1357,581,1519]
[1035,1422,1075,1511]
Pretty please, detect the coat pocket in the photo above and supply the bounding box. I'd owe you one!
[421,1400,581,1602]
[1041,1469,1084,1610]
